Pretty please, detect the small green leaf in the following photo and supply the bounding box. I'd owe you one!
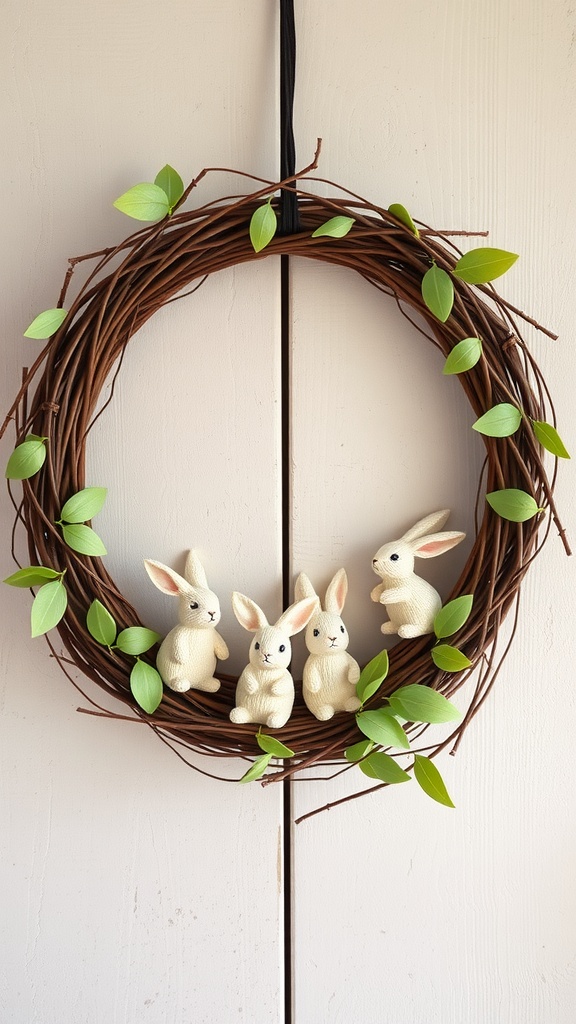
[413,754,455,807]
[344,739,375,763]
[61,523,107,556]
[486,488,541,522]
[531,420,571,459]
[4,566,61,588]
[60,486,107,523]
[256,733,295,758]
[311,216,355,239]
[431,644,473,672]
[442,337,483,375]
[5,438,47,480]
[249,201,277,253]
[453,247,519,285]
[154,165,184,211]
[389,684,461,724]
[30,580,67,637]
[130,659,163,714]
[473,404,522,437]
[356,708,410,750]
[387,203,419,237]
[116,627,162,656]
[421,264,454,322]
[113,183,170,222]
[434,595,474,639]
[239,753,272,784]
[24,308,68,339]
[86,599,117,646]
[359,752,411,784]
[356,649,389,704]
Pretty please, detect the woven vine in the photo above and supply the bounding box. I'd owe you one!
[2,148,569,821]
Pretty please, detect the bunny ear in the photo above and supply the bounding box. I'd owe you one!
[184,550,208,588]
[276,597,318,637]
[402,510,451,543]
[231,592,269,632]
[324,568,348,614]
[294,572,317,603]
[412,531,466,559]
[144,559,190,597]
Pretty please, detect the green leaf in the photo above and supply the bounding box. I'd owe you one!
[431,644,473,672]
[421,264,454,322]
[5,438,46,480]
[434,595,474,639]
[311,216,355,239]
[486,488,541,522]
[60,486,107,523]
[113,183,170,222]
[256,734,295,758]
[453,247,519,285]
[130,659,163,714]
[472,403,522,437]
[4,566,61,588]
[388,684,461,724]
[442,337,483,375]
[531,420,571,459]
[86,599,117,646]
[239,753,272,784]
[116,627,162,656]
[413,754,455,807]
[61,523,107,556]
[359,752,411,784]
[30,580,67,637]
[356,649,389,704]
[154,165,184,211]
[344,739,375,763]
[356,708,410,750]
[24,308,68,339]
[387,203,419,237]
[249,201,277,253]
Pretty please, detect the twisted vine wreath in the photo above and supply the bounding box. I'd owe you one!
[2,146,570,822]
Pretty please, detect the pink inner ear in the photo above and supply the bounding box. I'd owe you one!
[417,540,450,557]
[148,566,181,595]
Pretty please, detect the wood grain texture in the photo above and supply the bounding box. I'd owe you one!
[290,2,576,1023]
[0,2,285,1022]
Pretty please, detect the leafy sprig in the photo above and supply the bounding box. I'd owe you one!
[4,565,68,636]
[56,486,107,556]
[239,730,295,783]
[113,165,185,221]
[86,599,162,713]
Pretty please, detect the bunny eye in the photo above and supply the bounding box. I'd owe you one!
[255,642,260,650]
[313,629,320,637]
[340,625,345,633]
[189,601,199,609]
[390,553,399,562]
[279,644,286,653]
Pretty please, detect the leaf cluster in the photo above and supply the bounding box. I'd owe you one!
[56,486,107,556]
[86,599,162,713]
[239,731,295,783]
[113,165,184,222]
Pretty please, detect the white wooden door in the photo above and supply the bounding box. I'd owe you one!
[1,3,575,1023]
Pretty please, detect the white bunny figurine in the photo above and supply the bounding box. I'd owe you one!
[230,592,317,729]
[144,550,229,693]
[294,569,362,721]
[371,510,465,639]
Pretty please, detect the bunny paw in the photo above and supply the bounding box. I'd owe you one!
[398,624,427,639]
[230,706,251,724]
[380,621,396,634]
[198,676,221,693]
[168,678,192,692]
[344,696,362,712]
[266,712,289,729]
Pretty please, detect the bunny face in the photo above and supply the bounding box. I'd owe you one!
[305,610,349,656]
[372,542,415,582]
[178,587,222,629]
[248,626,292,670]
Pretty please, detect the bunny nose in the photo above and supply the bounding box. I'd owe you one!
[329,636,337,642]
[208,611,215,620]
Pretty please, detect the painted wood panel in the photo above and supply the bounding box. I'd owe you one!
[290,2,576,1022]
[0,2,285,1022]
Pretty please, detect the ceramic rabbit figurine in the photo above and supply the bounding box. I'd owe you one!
[144,550,229,692]
[294,569,361,721]
[371,510,465,638]
[229,592,317,729]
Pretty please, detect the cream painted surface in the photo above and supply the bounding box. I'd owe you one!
[1,2,576,1024]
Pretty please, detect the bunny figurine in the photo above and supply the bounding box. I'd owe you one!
[371,510,465,638]
[294,569,361,721]
[230,592,317,729]
[144,550,229,692]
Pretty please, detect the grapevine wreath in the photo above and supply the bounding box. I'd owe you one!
[1,140,570,819]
